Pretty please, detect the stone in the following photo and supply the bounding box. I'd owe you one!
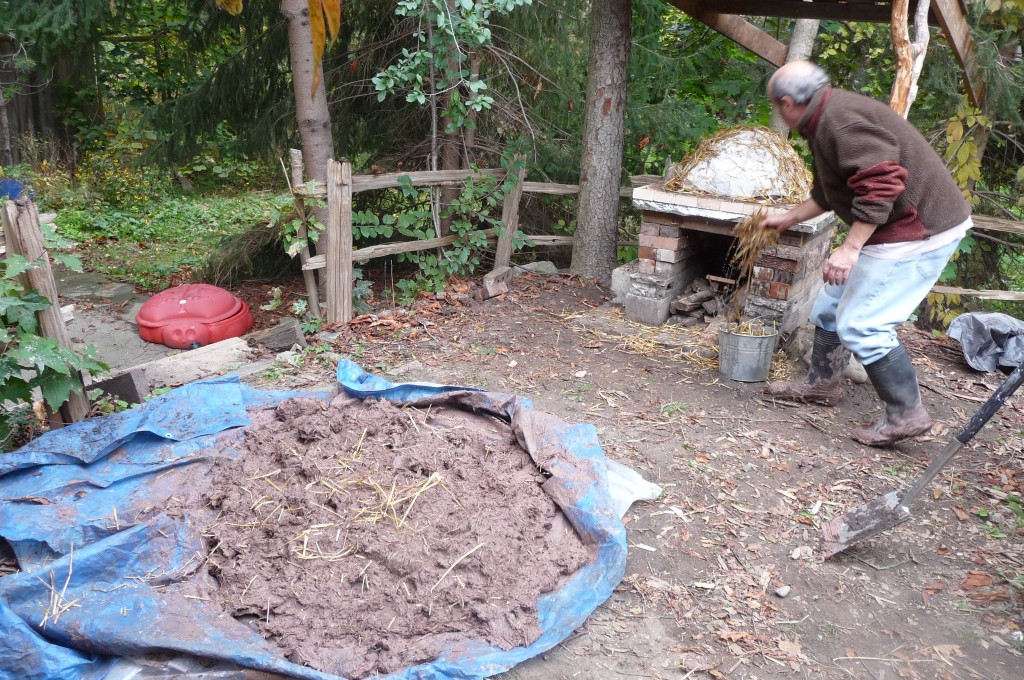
[510,261,558,278]
[775,585,792,598]
[846,357,868,384]
[625,293,673,326]
[250,316,307,351]
[610,261,641,305]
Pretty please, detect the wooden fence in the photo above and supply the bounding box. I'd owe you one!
[291,159,1024,323]
[293,157,659,322]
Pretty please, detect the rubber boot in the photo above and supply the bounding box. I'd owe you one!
[767,328,850,406]
[851,343,932,447]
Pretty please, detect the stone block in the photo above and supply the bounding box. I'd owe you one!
[625,293,673,326]
[628,269,689,300]
[637,258,656,275]
[610,260,640,304]
[88,370,148,405]
[654,248,688,263]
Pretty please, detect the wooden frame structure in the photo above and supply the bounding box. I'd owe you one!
[669,0,981,107]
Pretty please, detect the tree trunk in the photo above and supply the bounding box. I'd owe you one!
[889,0,930,118]
[571,0,632,285]
[0,89,13,167]
[282,0,336,253]
[769,19,820,137]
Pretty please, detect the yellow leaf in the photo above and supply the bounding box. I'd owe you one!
[215,0,244,15]
[308,0,327,98]
[321,0,342,41]
[946,119,964,142]
[956,144,971,165]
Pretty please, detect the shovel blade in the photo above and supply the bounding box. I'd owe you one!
[820,490,911,558]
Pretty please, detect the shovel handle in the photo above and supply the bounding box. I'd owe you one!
[901,362,1024,508]
[956,362,1024,444]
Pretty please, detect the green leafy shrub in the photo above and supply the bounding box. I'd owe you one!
[1,247,107,451]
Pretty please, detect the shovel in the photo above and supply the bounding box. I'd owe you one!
[820,361,1024,558]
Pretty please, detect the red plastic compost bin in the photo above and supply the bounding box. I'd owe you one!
[136,284,253,349]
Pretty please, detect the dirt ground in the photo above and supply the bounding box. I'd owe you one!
[238,270,1024,680]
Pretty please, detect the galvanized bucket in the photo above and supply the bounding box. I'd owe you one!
[717,326,779,382]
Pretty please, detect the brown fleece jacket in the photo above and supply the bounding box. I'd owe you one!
[797,87,970,245]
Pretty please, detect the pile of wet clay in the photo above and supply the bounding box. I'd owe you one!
[202,395,592,679]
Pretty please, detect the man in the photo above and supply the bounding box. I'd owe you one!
[762,61,972,447]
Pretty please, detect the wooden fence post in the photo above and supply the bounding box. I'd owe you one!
[288,149,322,318]
[326,159,353,324]
[1,198,90,425]
[493,157,527,270]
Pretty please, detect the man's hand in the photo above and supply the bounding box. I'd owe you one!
[823,244,861,285]
[762,213,791,232]
[760,198,825,233]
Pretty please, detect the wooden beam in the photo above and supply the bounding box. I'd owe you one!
[690,1,941,25]
[325,160,353,324]
[667,0,788,66]
[932,285,1024,301]
[493,158,526,270]
[931,0,983,108]
[971,214,1024,236]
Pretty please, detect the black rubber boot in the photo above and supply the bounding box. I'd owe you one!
[852,343,932,447]
[767,327,850,405]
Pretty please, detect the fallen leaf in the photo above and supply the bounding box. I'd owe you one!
[679,653,715,672]
[922,580,945,604]
[960,571,993,590]
[932,644,964,662]
[778,639,801,657]
[952,506,970,521]
[716,630,751,642]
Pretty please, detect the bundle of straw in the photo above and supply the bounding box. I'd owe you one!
[724,211,779,323]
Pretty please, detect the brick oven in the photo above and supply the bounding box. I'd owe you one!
[623,184,837,334]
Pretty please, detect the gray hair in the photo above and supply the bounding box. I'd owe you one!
[771,64,830,104]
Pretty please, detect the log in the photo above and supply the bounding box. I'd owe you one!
[248,316,307,351]
[1,198,89,424]
[671,288,714,313]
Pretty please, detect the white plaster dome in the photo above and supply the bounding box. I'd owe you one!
[665,126,811,204]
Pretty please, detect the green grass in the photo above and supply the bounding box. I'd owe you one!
[55,194,277,291]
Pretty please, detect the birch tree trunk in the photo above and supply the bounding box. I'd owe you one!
[769,18,820,137]
[889,0,930,118]
[282,0,336,251]
[571,0,631,285]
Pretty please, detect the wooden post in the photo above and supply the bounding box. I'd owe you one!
[326,159,353,324]
[1,198,90,424]
[288,148,322,318]
[493,158,526,270]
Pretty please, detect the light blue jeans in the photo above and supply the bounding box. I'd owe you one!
[809,238,962,366]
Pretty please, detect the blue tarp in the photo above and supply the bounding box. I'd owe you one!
[0,360,629,680]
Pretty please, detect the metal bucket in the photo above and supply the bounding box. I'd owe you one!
[717,326,779,382]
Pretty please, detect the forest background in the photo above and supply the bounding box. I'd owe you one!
[1,0,1024,445]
